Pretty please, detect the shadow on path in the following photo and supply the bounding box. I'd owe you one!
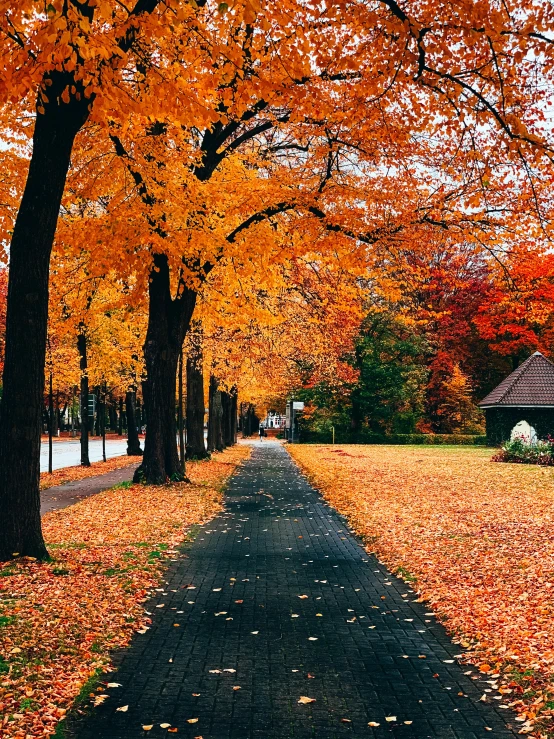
[72,442,517,739]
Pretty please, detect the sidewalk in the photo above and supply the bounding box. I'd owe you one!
[71,441,517,738]
[40,462,139,514]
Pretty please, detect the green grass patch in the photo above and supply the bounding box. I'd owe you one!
[111,480,133,490]
[395,566,417,583]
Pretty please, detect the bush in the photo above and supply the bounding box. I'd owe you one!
[298,430,488,446]
[493,437,554,465]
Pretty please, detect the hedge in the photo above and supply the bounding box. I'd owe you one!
[298,431,488,446]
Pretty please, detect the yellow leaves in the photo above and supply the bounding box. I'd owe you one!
[298,696,316,704]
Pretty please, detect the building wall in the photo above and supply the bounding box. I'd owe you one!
[485,407,554,444]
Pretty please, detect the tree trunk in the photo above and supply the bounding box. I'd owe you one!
[78,331,91,467]
[133,254,197,484]
[221,391,231,448]
[0,80,91,559]
[178,350,185,474]
[231,391,238,444]
[52,390,59,437]
[222,387,237,447]
[108,400,117,432]
[94,386,101,436]
[118,396,124,435]
[126,391,143,456]
[186,326,208,460]
[207,375,224,453]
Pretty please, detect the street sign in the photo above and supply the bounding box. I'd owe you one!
[293,401,304,410]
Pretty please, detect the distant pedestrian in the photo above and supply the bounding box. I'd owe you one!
[259,426,264,441]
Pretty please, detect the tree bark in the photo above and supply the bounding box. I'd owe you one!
[126,390,143,456]
[0,79,91,559]
[186,326,208,460]
[108,400,117,432]
[178,350,185,474]
[133,254,197,483]
[94,386,101,436]
[231,391,238,444]
[118,396,124,435]
[78,331,91,467]
[221,387,237,447]
[207,375,224,453]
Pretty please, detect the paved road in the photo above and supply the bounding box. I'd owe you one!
[40,438,129,473]
[41,433,208,473]
[73,442,517,739]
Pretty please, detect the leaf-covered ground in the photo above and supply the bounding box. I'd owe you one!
[288,444,554,738]
[40,454,137,491]
[0,445,250,739]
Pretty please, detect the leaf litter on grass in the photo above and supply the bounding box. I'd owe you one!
[289,444,554,738]
[0,445,250,739]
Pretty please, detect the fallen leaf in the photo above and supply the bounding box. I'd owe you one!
[385,716,397,722]
[368,721,380,727]
[186,718,199,724]
[142,726,153,731]
[116,705,128,712]
[298,696,316,704]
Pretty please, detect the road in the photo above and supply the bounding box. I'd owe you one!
[40,432,208,472]
[40,438,128,473]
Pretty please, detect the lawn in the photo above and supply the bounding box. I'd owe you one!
[288,444,554,738]
[0,445,250,739]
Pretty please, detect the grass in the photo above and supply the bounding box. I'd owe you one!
[111,480,133,490]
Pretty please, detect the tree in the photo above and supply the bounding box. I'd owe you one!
[0,0,186,560]
[185,323,209,460]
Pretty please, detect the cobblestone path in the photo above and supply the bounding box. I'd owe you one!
[74,442,517,739]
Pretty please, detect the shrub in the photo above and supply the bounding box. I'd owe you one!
[298,430,488,446]
[493,437,554,465]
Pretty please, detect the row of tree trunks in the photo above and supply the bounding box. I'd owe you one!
[207,375,224,453]
[207,376,237,453]
[241,404,259,437]
[186,324,209,460]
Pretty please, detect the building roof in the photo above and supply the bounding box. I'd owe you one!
[479,352,554,408]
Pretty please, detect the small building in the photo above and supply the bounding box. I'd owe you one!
[479,351,554,444]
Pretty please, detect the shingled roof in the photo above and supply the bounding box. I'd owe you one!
[479,352,554,408]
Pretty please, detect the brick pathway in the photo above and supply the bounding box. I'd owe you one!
[40,464,139,515]
[73,442,517,739]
